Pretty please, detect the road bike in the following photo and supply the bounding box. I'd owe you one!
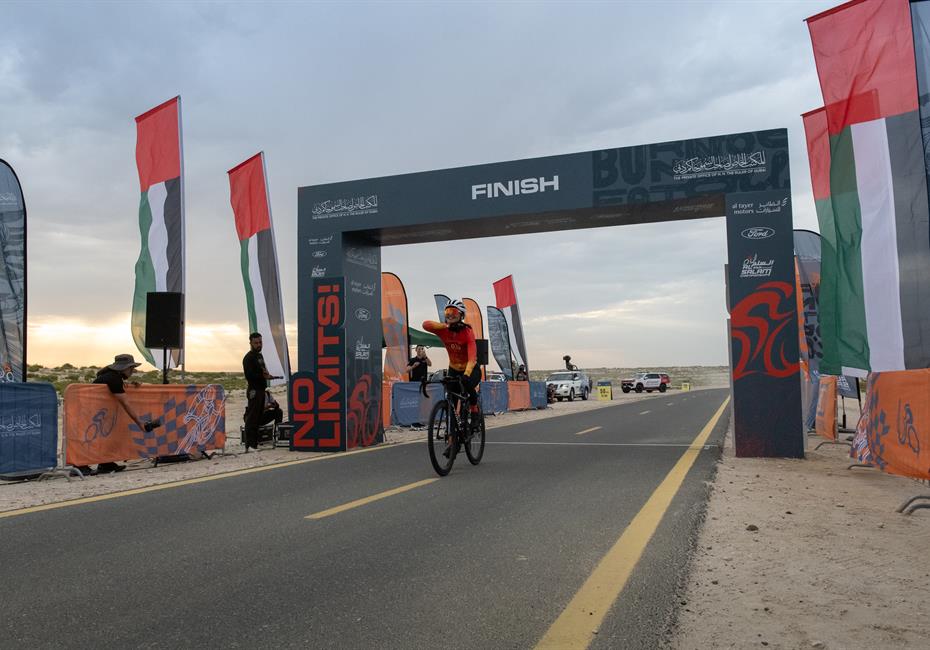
[421,375,485,476]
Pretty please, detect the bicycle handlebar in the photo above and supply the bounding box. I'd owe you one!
[420,375,467,399]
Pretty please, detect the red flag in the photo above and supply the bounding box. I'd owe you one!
[493,275,517,308]
[135,96,181,192]
[801,108,831,201]
[228,152,272,241]
[807,0,918,134]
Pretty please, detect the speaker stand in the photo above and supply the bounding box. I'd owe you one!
[154,343,190,465]
[162,345,169,385]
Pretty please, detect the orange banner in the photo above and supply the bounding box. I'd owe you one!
[507,381,531,411]
[382,378,395,429]
[815,375,837,440]
[861,370,930,480]
[463,297,485,381]
[64,384,226,466]
[381,272,409,381]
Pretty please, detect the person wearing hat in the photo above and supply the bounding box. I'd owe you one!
[73,354,157,475]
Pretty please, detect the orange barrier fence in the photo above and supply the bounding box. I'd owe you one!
[64,384,226,466]
[507,381,531,411]
[855,370,930,481]
[382,379,395,429]
[815,375,837,441]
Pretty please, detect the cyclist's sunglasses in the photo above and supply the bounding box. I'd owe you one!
[444,307,461,320]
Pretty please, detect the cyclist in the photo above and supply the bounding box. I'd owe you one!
[423,299,480,420]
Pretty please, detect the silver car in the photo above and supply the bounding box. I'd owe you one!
[545,371,590,401]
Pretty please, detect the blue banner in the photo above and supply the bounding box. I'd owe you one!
[433,293,450,321]
[0,382,57,476]
[0,159,26,383]
[392,382,442,426]
[487,306,513,380]
[479,381,508,415]
[529,381,548,409]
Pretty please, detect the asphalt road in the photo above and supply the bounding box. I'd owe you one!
[0,388,729,649]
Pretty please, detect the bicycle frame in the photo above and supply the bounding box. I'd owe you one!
[420,377,470,436]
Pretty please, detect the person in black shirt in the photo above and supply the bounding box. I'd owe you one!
[243,332,273,451]
[261,390,284,427]
[515,364,528,381]
[406,345,431,382]
[74,354,158,475]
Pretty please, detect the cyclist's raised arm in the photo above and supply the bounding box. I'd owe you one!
[422,320,446,334]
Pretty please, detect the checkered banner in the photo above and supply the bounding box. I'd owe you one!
[63,384,226,466]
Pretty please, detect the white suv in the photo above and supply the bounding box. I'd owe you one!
[621,372,667,393]
[545,371,590,402]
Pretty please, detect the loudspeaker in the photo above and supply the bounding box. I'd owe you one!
[476,339,489,366]
[145,292,184,348]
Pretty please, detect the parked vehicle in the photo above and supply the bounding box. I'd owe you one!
[621,372,670,393]
[486,371,506,383]
[545,371,590,401]
[546,383,557,403]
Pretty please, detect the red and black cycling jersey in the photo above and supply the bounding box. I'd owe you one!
[422,320,477,375]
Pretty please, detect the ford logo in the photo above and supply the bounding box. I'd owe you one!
[355,308,371,322]
[741,227,775,240]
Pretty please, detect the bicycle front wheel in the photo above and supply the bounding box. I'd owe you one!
[428,399,456,476]
[465,408,485,465]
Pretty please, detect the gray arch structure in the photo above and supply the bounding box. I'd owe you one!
[294,128,803,458]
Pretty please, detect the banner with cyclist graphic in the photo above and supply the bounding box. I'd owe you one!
[857,369,930,481]
[0,159,26,383]
[0,382,57,476]
[63,384,226,466]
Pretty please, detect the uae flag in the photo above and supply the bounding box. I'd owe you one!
[132,97,184,367]
[806,0,930,375]
[228,152,290,385]
[492,274,528,371]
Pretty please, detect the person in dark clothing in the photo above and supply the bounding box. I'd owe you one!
[242,389,283,442]
[260,390,284,427]
[243,332,273,451]
[406,345,432,382]
[515,365,528,381]
[74,354,158,476]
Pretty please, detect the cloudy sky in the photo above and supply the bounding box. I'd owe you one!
[2,0,834,372]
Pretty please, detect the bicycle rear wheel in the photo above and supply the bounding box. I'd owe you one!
[465,406,485,465]
[428,399,456,476]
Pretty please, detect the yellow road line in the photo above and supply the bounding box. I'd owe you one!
[535,397,730,650]
[306,478,438,519]
[0,440,420,520]
[574,426,602,436]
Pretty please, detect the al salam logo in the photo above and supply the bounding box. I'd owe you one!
[731,281,799,380]
[740,255,774,279]
[741,227,775,240]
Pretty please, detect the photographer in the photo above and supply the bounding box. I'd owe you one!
[406,345,432,382]
[74,354,158,475]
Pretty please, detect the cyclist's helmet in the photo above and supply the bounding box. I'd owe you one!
[445,299,467,316]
